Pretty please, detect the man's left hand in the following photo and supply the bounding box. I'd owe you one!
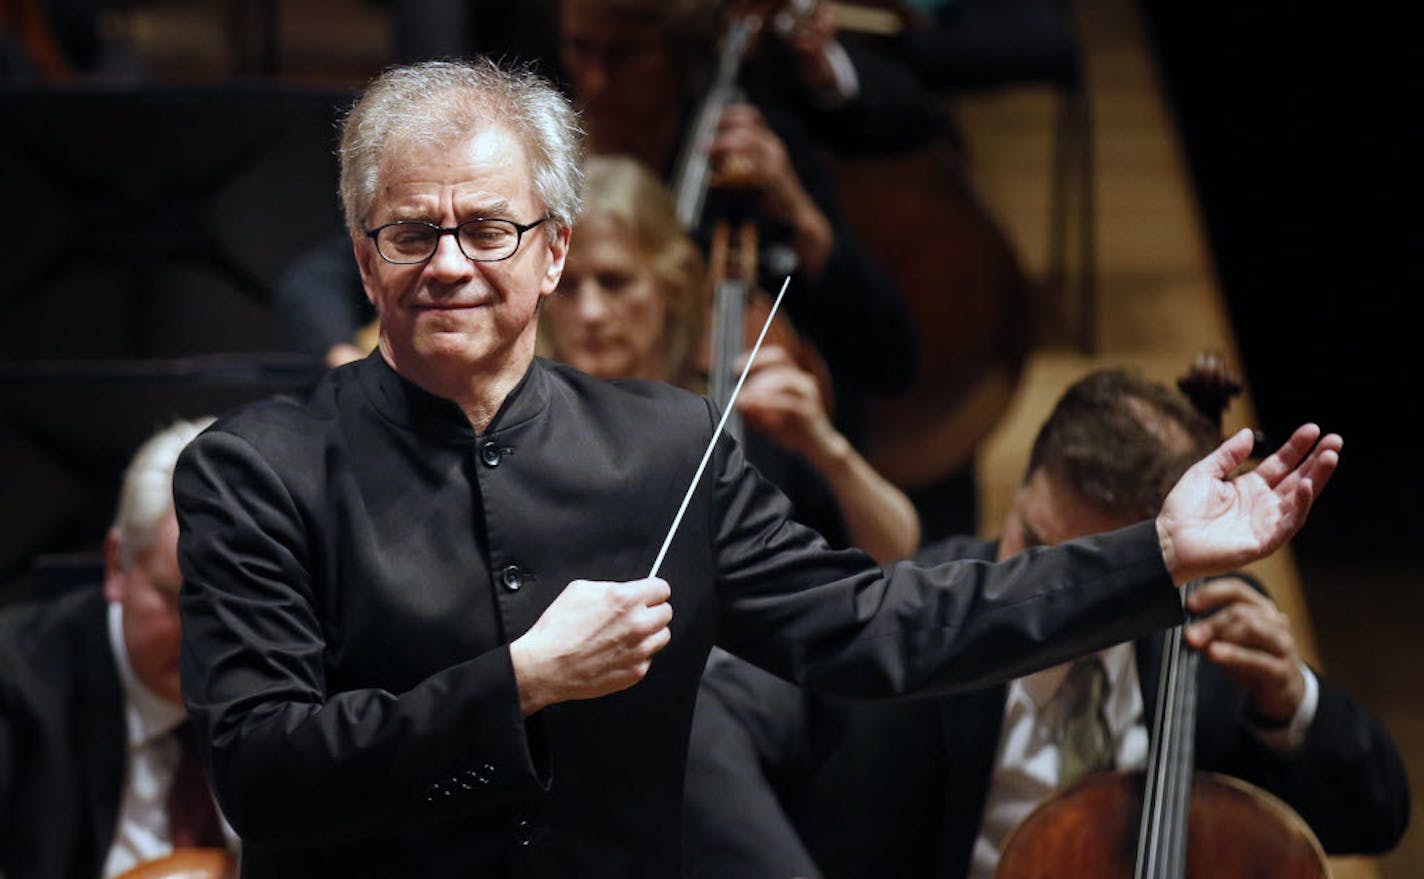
[1184,576,1306,723]
[1156,424,1341,585]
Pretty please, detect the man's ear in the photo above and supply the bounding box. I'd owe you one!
[540,223,572,299]
[352,230,379,308]
[102,529,124,603]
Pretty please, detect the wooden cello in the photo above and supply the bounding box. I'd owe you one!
[993,354,1331,879]
[113,848,235,879]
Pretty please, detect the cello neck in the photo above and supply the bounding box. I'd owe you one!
[1135,580,1203,879]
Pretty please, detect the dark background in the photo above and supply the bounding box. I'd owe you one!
[1139,2,1417,563]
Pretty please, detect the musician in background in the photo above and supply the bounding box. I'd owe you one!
[540,154,919,562]
[556,0,920,449]
[0,417,236,879]
[685,365,1409,879]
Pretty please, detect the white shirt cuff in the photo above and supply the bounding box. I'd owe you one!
[1251,664,1318,752]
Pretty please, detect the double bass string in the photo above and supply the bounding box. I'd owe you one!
[648,276,792,579]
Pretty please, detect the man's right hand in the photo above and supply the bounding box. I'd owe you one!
[509,578,673,716]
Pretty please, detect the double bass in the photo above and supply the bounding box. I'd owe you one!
[994,353,1331,879]
[672,1,835,437]
[809,4,1033,501]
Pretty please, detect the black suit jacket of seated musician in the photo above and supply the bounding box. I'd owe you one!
[683,534,1412,879]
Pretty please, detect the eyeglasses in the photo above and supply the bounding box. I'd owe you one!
[365,217,550,265]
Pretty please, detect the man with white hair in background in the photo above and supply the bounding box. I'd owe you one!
[0,417,236,879]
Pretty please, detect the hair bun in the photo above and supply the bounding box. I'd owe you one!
[1176,349,1244,429]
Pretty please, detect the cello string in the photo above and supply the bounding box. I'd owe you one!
[1139,614,1185,879]
[1160,579,1204,878]
[1164,624,1186,878]
[648,276,791,579]
[1169,585,1205,876]
[1166,624,1189,877]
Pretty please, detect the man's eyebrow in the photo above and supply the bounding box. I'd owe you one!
[459,198,514,219]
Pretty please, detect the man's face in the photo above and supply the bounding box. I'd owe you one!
[354,124,569,384]
[558,1,685,132]
[105,510,184,706]
[544,214,671,381]
[997,469,1136,562]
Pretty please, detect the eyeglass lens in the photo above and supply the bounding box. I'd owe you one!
[377,220,523,263]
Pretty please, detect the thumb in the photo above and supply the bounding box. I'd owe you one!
[1201,427,1256,480]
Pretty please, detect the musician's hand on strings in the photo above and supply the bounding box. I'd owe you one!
[711,103,832,276]
[509,578,673,716]
[1155,424,1341,586]
[1184,576,1307,724]
[734,345,840,462]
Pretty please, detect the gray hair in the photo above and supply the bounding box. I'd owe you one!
[113,417,215,568]
[338,58,586,236]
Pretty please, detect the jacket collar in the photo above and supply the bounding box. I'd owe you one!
[356,351,552,440]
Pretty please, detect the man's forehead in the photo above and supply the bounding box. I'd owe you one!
[380,123,529,177]
[373,125,537,212]
[1019,469,1133,546]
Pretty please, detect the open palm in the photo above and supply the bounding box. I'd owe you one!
[1157,424,1342,585]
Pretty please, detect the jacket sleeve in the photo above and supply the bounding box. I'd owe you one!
[1188,573,1411,855]
[174,428,549,846]
[1211,667,1411,855]
[707,409,1185,698]
[684,654,824,879]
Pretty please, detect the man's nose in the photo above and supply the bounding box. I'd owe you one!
[425,233,474,281]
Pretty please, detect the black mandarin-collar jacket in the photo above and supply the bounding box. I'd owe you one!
[173,353,1182,877]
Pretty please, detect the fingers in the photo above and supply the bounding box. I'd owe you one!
[626,575,671,606]
[718,102,766,129]
[1259,430,1340,526]
[1184,582,1295,662]
[1200,639,1298,695]
[1185,577,1294,662]
[1297,433,1342,495]
[733,344,793,374]
[1185,576,1272,616]
[618,577,673,649]
[1200,427,1258,480]
[1249,423,1323,487]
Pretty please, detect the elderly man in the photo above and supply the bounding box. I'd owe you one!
[0,417,233,879]
[173,59,1340,878]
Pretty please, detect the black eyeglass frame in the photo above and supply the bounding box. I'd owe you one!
[364,216,551,265]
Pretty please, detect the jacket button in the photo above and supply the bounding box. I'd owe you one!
[501,566,523,591]
[480,442,503,467]
[514,820,534,847]
[464,764,494,785]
